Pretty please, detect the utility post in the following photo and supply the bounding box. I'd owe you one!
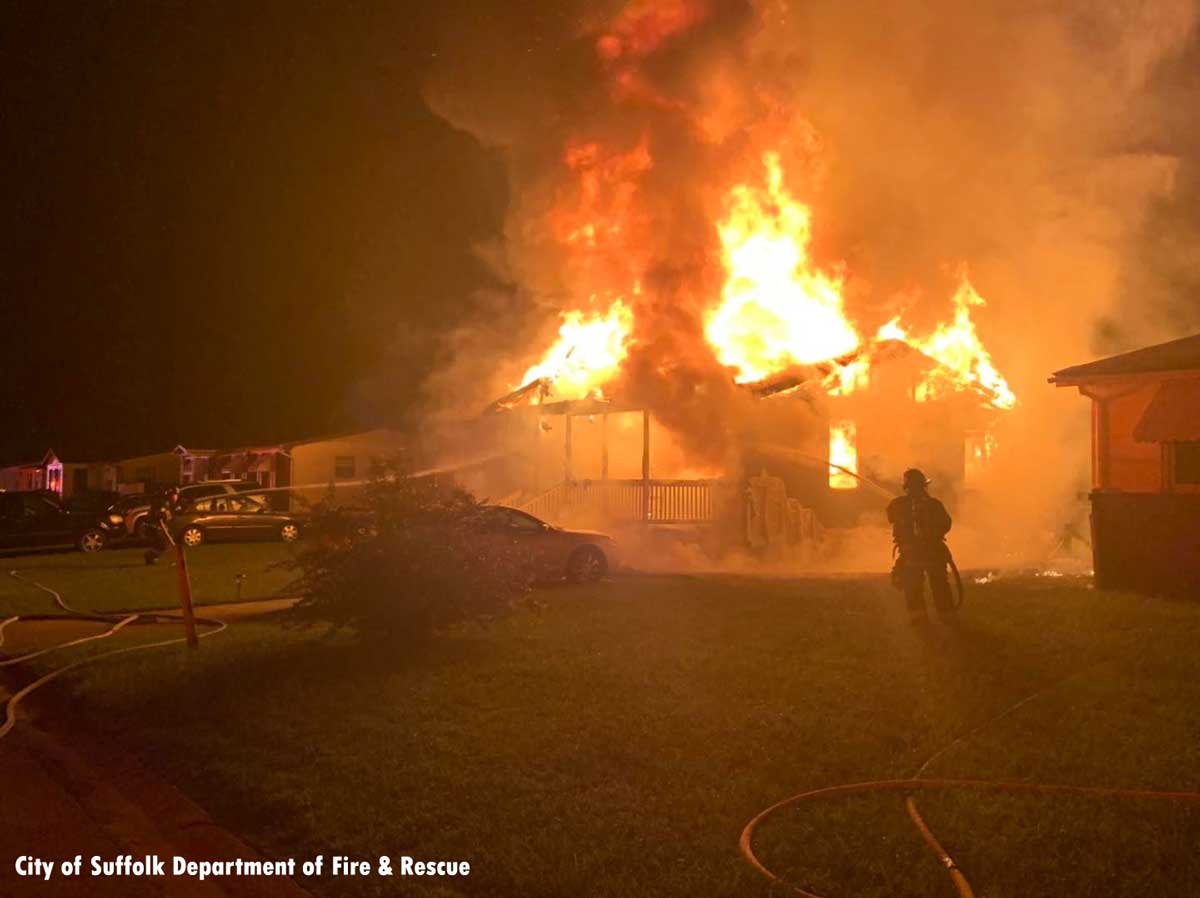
[173,540,199,650]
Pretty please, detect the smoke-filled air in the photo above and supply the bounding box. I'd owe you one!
[415,0,1200,572]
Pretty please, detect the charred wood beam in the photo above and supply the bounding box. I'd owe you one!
[482,378,552,415]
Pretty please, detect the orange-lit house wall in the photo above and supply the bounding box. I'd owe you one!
[1089,381,1162,492]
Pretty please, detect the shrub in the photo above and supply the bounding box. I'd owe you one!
[287,471,533,642]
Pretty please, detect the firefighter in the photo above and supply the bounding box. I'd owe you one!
[144,486,185,566]
[886,468,955,623]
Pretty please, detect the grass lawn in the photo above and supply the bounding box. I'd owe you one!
[0,542,298,616]
[30,572,1200,898]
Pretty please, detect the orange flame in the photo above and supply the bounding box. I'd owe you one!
[520,299,634,400]
[518,142,1016,415]
[829,420,859,489]
[889,275,1016,409]
[705,152,859,382]
[826,357,870,395]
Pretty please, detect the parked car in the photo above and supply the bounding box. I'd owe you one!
[63,490,120,515]
[174,493,303,547]
[111,480,266,541]
[0,490,123,554]
[477,506,617,582]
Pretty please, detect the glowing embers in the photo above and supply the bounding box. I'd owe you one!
[829,420,859,490]
[705,152,859,383]
[520,299,634,401]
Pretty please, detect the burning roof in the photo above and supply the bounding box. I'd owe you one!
[505,146,1016,418]
[744,338,1007,406]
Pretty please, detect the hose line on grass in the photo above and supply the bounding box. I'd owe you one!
[0,572,228,742]
[0,615,227,741]
[904,795,974,898]
[0,614,137,668]
[738,777,1200,898]
[0,616,17,648]
[740,652,1195,897]
[9,570,79,614]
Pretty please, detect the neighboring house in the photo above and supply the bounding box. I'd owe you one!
[114,445,216,492]
[1051,333,1200,595]
[8,430,406,509]
[61,460,118,498]
[0,450,119,498]
[205,446,290,489]
[0,450,63,494]
[280,429,406,508]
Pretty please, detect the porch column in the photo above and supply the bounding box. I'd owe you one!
[642,409,650,521]
[533,415,542,494]
[1094,397,1110,489]
[601,413,609,481]
[564,414,573,483]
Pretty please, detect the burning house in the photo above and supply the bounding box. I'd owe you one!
[1051,334,1200,595]
[462,276,1014,550]
[430,1,1021,552]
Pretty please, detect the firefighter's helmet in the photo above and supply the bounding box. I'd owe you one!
[902,468,931,491]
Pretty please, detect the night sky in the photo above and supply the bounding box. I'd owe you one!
[0,3,507,463]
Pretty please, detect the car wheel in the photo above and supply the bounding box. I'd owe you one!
[566,546,607,583]
[279,522,301,543]
[79,529,107,553]
[181,525,205,548]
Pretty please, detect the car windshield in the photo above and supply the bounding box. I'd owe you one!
[481,507,549,531]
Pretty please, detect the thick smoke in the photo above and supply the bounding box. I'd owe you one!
[419,0,1199,564]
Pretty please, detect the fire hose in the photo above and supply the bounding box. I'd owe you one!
[739,777,1200,898]
[0,571,227,742]
[948,552,965,610]
[891,544,966,609]
[738,654,1199,897]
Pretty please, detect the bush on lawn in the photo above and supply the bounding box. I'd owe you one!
[287,471,533,642]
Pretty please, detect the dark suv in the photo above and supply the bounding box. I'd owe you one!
[112,480,266,541]
[0,491,122,554]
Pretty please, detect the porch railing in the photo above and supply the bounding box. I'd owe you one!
[519,479,718,524]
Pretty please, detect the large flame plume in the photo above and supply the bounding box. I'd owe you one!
[520,299,635,400]
[705,152,859,382]
[525,142,1016,414]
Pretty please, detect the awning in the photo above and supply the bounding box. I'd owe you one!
[1133,378,1200,442]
